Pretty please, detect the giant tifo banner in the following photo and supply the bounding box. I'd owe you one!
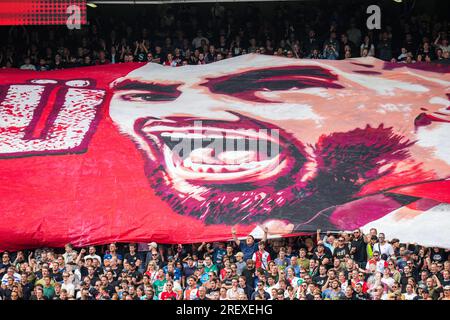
[0,55,449,251]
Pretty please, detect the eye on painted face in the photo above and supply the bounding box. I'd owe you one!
[110,54,450,234]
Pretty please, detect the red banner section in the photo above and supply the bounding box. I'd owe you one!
[0,55,449,251]
[0,0,86,26]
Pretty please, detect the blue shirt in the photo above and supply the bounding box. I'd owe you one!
[163,266,182,281]
[291,264,301,277]
[240,242,258,261]
[274,257,290,270]
[322,289,344,300]
[103,253,123,261]
[200,273,209,284]
[213,248,226,265]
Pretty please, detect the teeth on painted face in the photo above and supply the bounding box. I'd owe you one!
[160,129,284,178]
[188,148,219,164]
[240,162,258,170]
[217,150,258,165]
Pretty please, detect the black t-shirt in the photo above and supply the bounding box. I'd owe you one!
[110,266,123,279]
[50,271,63,283]
[225,254,236,264]
[350,238,367,262]
[400,273,412,291]
[333,246,350,260]
[251,290,270,300]
[223,277,233,287]
[124,252,141,265]
[312,252,332,266]
[0,262,12,278]
[305,293,315,300]
[312,274,328,287]
[136,52,146,62]
[183,265,196,278]
[128,270,142,282]
[21,282,34,300]
[306,247,316,260]
[79,266,89,278]
[89,276,99,286]
[242,268,255,287]
[431,250,446,263]
[240,285,253,299]
[0,287,12,300]
[105,283,116,296]
[355,292,370,300]
[206,288,219,296]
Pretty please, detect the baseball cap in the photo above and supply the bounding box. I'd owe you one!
[235,252,244,258]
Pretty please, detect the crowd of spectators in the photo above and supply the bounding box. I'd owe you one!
[0,1,449,71]
[0,227,449,300]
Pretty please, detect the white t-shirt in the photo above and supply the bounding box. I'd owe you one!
[192,36,209,49]
[226,287,244,300]
[381,277,395,290]
[84,254,102,263]
[62,282,75,297]
[1,272,21,285]
[20,64,36,70]
[375,242,394,257]
[403,292,417,300]
[438,44,450,53]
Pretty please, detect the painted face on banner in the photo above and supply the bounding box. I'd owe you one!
[110,54,449,233]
